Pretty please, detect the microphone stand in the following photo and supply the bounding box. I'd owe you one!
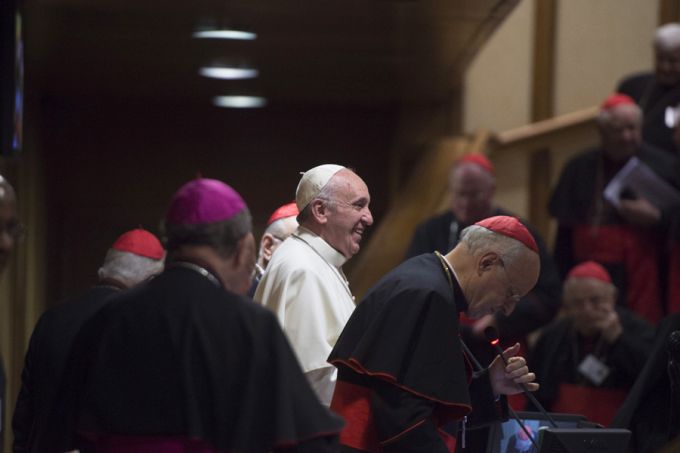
[460,340,541,451]
[485,327,559,429]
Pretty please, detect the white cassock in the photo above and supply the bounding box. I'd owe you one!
[255,226,356,406]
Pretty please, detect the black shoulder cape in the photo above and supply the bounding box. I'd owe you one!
[43,266,343,453]
[329,254,472,410]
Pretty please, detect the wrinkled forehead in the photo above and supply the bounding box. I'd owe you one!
[332,170,370,200]
[563,277,614,300]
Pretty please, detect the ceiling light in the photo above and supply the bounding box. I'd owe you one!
[192,29,257,40]
[199,67,259,80]
[213,96,267,108]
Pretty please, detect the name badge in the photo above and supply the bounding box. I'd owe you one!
[578,354,610,385]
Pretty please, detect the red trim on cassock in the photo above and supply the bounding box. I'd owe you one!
[573,225,663,323]
[331,381,459,453]
[331,381,381,452]
[329,358,472,413]
[552,383,627,427]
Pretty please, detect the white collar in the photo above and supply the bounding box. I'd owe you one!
[293,226,348,269]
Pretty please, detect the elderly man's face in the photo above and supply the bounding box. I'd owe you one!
[258,216,298,268]
[655,44,680,86]
[0,185,18,274]
[600,105,641,163]
[322,170,373,258]
[464,250,539,319]
[449,164,495,225]
[563,277,616,337]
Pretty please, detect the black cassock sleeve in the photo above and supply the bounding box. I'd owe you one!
[369,369,505,452]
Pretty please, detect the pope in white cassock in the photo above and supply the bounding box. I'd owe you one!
[255,164,373,406]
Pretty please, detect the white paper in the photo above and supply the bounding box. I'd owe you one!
[603,157,680,211]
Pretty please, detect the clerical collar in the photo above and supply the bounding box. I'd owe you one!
[168,261,222,287]
[97,278,127,291]
[434,251,469,313]
[292,226,354,301]
[293,226,348,269]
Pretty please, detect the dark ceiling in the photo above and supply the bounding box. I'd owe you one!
[25,0,519,108]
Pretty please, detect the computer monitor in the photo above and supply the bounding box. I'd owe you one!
[537,428,631,453]
[486,411,586,453]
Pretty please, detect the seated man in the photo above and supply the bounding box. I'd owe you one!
[330,216,541,453]
[528,261,654,427]
[549,93,678,323]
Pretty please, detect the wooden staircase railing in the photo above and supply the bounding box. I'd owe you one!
[348,106,600,299]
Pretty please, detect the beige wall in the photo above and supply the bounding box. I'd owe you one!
[463,0,534,133]
[465,0,658,132]
[554,0,658,114]
[463,0,659,222]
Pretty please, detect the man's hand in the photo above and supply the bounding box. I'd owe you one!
[594,305,623,344]
[489,342,539,396]
[617,197,661,226]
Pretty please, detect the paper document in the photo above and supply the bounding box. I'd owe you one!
[603,157,680,211]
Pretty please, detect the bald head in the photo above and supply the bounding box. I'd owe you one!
[654,23,680,86]
[0,176,18,275]
[448,162,496,225]
[597,103,642,163]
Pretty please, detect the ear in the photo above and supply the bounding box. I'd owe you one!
[478,251,500,275]
[261,234,275,260]
[309,199,329,224]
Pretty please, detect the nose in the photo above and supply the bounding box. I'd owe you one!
[362,207,374,226]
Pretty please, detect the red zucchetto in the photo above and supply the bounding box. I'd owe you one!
[567,261,612,283]
[600,93,636,111]
[111,228,165,260]
[474,215,538,253]
[457,153,495,175]
[165,178,247,226]
[267,202,299,226]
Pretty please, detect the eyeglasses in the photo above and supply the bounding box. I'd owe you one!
[499,257,522,303]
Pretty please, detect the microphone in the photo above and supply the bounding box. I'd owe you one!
[459,339,540,451]
[484,326,558,428]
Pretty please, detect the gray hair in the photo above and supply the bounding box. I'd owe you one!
[98,249,164,287]
[655,23,680,51]
[459,224,526,266]
[163,208,252,258]
[596,103,642,128]
[297,178,340,224]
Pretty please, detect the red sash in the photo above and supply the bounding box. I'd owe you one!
[552,383,627,427]
[573,225,662,323]
[331,381,461,452]
[88,435,218,452]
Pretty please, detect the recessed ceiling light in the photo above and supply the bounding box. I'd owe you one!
[192,29,257,40]
[199,67,259,80]
[213,96,267,108]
